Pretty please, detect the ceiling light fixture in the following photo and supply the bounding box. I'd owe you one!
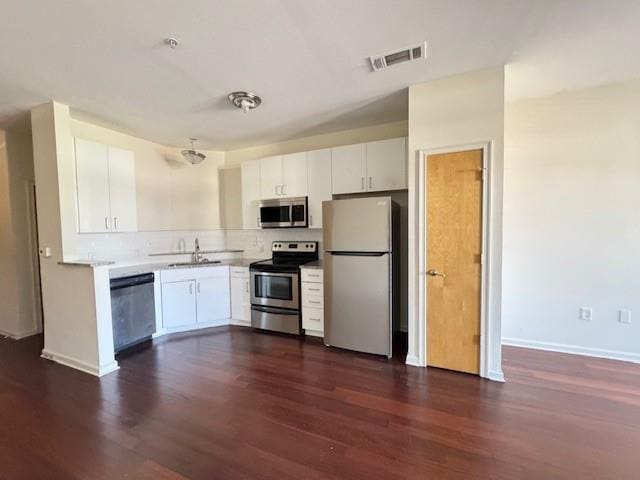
[181,138,206,165]
[228,91,262,113]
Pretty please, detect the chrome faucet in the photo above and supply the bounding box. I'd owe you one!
[192,238,201,263]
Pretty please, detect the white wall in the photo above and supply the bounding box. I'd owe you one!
[502,78,640,362]
[0,128,41,338]
[407,68,505,380]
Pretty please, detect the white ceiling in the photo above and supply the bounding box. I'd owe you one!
[0,1,639,149]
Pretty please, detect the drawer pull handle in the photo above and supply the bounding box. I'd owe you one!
[308,288,320,292]
[309,300,321,304]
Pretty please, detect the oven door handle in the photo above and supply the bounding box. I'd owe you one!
[251,305,299,315]
[250,271,298,279]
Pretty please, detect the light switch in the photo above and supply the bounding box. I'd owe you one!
[618,309,632,324]
[579,307,592,321]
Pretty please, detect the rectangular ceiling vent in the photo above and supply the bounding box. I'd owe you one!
[369,42,427,72]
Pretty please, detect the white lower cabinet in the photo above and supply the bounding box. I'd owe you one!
[230,267,251,324]
[196,276,231,324]
[300,267,324,336]
[160,266,230,331]
[161,280,197,328]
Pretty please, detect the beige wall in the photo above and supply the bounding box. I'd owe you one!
[70,119,225,232]
[407,67,505,379]
[0,128,40,337]
[502,78,640,361]
[224,120,407,166]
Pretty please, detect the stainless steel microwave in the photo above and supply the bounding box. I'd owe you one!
[259,197,308,228]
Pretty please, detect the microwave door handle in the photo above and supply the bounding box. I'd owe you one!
[290,203,294,226]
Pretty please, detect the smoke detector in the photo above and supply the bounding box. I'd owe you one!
[369,41,427,72]
[228,91,262,113]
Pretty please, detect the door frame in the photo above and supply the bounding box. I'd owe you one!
[415,142,499,380]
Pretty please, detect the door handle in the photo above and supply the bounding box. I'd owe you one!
[197,282,201,294]
[361,177,365,190]
[189,283,193,295]
[309,214,313,226]
[426,269,446,278]
[368,177,372,190]
[113,217,118,230]
[245,281,249,293]
[105,217,110,230]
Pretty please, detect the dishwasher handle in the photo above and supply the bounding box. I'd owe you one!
[110,273,155,291]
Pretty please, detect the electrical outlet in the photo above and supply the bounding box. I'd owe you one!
[579,307,593,321]
[618,309,632,324]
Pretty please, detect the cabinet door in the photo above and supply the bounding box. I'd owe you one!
[196,276,231,324]
[75,138,111,233]
[259,155,283,199]
[161,281,197,328]
[241,159,261,229]
[366,137,407,192]
[307,149,332,228]
[230,276,249,321]
[107,146,138,232]
[282,152,308,197]
[331,143,366,194]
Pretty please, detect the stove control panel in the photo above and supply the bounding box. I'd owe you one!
[271,241,317,253]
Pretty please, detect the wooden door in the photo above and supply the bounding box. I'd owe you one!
[426,149,483,374]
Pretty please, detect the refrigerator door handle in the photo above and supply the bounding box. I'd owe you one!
[326,251,388,257]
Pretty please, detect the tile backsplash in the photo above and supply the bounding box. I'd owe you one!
[72,228,323,262]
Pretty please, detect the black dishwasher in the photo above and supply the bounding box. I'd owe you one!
[110,273,156,353]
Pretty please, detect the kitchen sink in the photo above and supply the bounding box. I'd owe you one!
[167,260,222,268]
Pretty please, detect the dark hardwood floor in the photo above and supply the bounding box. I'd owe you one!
[1,326,639,479]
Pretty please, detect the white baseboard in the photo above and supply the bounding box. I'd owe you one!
[161,318,231,335]
[405,354,422,367]
[487,369,505,382]
[230,319,251,327]
[502,337,640,364]
[304,329,323,338]
[0,327,42,340]
[41,349,120,377]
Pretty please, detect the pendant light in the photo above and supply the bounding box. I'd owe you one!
[181,138,206,165]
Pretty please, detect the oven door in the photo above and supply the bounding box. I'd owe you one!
[259,199,292,228]
[250,270,299,310]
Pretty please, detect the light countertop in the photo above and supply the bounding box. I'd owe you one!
[301,260,323,270]
[108,258,265,279]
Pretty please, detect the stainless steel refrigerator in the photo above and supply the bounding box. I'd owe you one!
[323,196,399,358]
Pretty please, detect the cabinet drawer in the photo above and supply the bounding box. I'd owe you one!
[302,307,324,332]
[302,283,323,297]
[302,294,323,309]
[230,266,249,278]
[301,269,323,283]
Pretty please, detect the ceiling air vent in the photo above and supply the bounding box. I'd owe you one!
[369,41,427,72]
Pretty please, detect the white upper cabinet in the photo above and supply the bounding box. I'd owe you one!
[241,159,261,229]
[107,146,137,232]
[282,152,308,197]
[74,138,138,233]
[259,155,283,199]
[259,153,308,199]
[307,148,332,229]
[331,143,367,194]
[75,138,111,233]
[331,137,407,194]
[366,137,407,192]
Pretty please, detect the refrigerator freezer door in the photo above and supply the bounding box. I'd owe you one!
[323,197,391,252]
[324,252,392,357]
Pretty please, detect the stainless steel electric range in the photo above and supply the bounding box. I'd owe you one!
[249,241,319,335]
